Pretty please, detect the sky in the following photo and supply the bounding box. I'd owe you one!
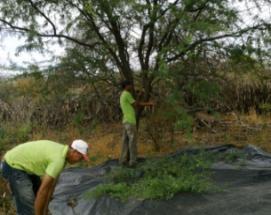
[0,35,64,76]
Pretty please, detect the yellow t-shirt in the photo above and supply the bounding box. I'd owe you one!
[4,140,68,178]
[120,90,136,125]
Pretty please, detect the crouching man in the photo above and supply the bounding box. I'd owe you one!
[0,139,89,215]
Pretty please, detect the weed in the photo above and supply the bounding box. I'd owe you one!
[86,153,215,201]
[211,150,247,164]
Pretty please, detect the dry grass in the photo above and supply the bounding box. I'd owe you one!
[0,179,16,215]
[191,111,271,152]
[82,111,271,162]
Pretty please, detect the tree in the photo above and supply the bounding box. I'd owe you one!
[1,0,271,118]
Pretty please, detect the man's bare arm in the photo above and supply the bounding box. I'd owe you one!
[133,100,155,108]
[138,101,154,106]
[44,178,57,214]
[35,175,55,215]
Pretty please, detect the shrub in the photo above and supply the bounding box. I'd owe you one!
[86,153,214,201]
[0,123,32,148]
[259,103,271,114]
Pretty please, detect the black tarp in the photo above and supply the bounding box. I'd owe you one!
[49,145,271,215]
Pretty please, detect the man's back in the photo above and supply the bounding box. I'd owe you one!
[4,140,68,178]
[120,90,136,125]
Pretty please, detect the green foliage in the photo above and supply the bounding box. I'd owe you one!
[72,112,85,126]
[0,0,269,130]
[227,45,258,69]
[206,150,247,166]
[0,123,32,147]
[144,85,195,149]
[259,103,271,114]
[0,127,5,139]
[89,183,131,200]
[164,90,194,133]
[16,123,32,142]
[186,80,221,108]
[86,153,214,201]
[174,111,194,133]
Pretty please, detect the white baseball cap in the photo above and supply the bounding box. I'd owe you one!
[71,139,89,161]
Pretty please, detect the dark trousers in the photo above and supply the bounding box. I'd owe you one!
[1,161,41,215]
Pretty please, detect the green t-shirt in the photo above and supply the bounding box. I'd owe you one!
[4,140,68,178]
[120,90,136,125]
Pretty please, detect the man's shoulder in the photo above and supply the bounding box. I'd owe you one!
[121,90,134,99]
[29,140,63,147]
[121,90,129,96]
[24,140,65,155]
[25,139,59,144]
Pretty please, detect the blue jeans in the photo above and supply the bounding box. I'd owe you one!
[1,161,41,215]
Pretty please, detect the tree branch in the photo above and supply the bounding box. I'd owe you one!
[192,0,210,21]
[167,24,270,62]
[139,0,183,70]
[65,0,124,72]
[186,0,210,13]
[27,0,57,35]
[100,2,132,76]
[0,18,99,49]
[138,25,148,69]
[144,0,157,70]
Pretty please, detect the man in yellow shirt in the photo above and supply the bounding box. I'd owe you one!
[1,139,89,215]
[119,80,153,167]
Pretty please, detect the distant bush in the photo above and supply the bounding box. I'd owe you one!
[259,103,271,114]
[0,122,32,148]
[0,72,120,129]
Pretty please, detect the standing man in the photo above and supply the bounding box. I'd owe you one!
[119,80,153,167]
[0,139,89,215]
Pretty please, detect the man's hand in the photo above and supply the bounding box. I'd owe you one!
[136,100,155,107]
[146,101,155,106]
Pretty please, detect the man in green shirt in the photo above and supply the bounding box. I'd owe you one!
[119,80,153,167]
[0,139,89,215]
